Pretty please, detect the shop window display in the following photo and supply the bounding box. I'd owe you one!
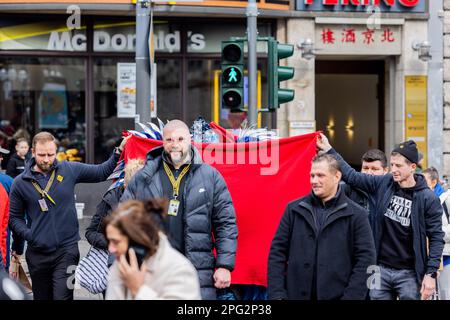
[0,18,274,163]
[0,57,86,168]
[94,58,181,163]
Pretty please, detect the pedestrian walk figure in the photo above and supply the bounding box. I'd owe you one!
[228,67,238,83]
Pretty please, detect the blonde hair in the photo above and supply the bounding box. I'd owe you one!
[32,131,57,148]
[124,158,144,186]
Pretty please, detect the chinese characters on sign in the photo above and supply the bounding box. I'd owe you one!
[321,27,396,45]
[315,25,401,55]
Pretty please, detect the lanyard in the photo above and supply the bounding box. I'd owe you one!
[31,170,56,205]
[163,162,190,199]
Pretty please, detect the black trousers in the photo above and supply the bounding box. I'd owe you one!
[26,244,80,300]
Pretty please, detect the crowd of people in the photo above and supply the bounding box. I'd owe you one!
[0,121,448,301]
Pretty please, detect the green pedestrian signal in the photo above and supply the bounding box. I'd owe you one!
[223,67,241,84]
[221,40,245,112]
[268,37,295,111]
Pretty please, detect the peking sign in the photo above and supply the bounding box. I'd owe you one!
[296,0,426,13]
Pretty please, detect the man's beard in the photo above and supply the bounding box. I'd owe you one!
[36,162,52,173]
[170,151,186,165]
[169,148,191,166]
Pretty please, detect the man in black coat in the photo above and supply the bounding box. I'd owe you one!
[268,153,376,300]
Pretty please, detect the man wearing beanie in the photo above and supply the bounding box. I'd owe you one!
[317,135,444,300]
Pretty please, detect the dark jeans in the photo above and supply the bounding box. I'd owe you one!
[369,264,420,300]
[26,244,80,300]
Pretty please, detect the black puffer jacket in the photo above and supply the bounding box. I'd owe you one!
[85,186,124,250]
[121,146,238,300]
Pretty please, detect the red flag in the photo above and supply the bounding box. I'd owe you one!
[122,131,319,286]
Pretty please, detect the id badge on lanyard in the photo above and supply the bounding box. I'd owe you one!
[38,198,49,212]
[168,199,180,216]
[164,162,190,217]
[32,170,56,212]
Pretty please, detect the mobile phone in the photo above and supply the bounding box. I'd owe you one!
[126,240,148,268]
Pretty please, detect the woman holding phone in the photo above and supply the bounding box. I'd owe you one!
[104,198,201,300]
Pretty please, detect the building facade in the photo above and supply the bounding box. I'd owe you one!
[283,0,433,169]
[0,0,284,164]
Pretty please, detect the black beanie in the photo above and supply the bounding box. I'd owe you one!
[392,140,419,164]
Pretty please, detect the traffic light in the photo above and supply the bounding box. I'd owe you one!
[268,38,295,111]
[221,40,245,112]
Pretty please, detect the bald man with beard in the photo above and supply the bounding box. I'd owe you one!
[121,120,238,300]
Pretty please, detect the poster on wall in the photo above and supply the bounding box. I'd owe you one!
[405,75,428,168]
[38,82,68,129]
[117,63,136,118]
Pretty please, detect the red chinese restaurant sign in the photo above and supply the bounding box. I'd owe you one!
[315,25,402,55]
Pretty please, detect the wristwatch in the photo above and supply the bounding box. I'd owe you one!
[427,272,437,279]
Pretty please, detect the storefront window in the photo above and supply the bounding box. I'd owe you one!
[94,58,181,162]
[0,16,275,164]
[0,57,86,168]
[94,58,134,163]
[186,59,219,125]
[155,59,182,122]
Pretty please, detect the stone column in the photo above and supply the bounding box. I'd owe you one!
[444,0,450,179]
[281,18,316,137]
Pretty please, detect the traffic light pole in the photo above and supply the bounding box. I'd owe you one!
[135,0,152,129]
[246,0,258,127]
